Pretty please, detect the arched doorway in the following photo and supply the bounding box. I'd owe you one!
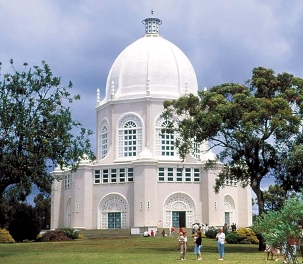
[224,195,235,226]
[164,193,195,228]
[99,193,129,229]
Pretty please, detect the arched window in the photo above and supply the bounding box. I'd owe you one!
[192,142,201,160]
[101,125,108,159]
[156,118,175,157]
[118,115,142,158]
[99,121,109,159]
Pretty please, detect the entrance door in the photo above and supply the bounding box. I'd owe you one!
[108,212,121,229]
[172,211,186,228]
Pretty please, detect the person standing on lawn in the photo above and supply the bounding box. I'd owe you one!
[216,227,225,260]
[194,231,202,260]
[178,231,186,260]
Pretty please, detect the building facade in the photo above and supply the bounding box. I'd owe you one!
[51,15,252,231]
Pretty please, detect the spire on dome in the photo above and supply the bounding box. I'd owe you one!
[142,10,162,35]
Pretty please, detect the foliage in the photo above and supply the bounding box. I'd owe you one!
[236,227,259,244]
[0,228,15,243]
[260,184,287,212]
[205,229,217,239]
[162,67,303,215]
[37,230,73,242]
[37,229,80,242]
[61,228,80,239]
[225,228,258,244]
[253,190,303,252]
[225,232,239,244]
[34,193,51,229]
[0,60,95,200]
[8,203,41,242]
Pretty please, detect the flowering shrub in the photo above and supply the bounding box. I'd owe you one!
[61,228,80,239]
[236,227,259,244]
[0,229,15,243]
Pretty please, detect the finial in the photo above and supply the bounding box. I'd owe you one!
[151,10,153,16]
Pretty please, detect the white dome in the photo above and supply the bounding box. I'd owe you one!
[105,21,198,102]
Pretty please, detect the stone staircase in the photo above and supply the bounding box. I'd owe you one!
[79,227,192,239]
[80,229,131,239]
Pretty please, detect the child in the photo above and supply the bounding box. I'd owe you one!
[178,231,186,260]
[183,232,188,259]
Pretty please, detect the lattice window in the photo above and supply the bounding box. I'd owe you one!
[118,115,142,158]
[155,118,175,157]
[192,142,201,160]
[64,174,71,189]
[100,125,108,159]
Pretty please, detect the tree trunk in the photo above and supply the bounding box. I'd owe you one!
[252,182,265,251]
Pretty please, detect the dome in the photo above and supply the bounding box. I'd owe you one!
[104,17,198,102]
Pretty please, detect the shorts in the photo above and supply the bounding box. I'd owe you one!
[194,244,202,254]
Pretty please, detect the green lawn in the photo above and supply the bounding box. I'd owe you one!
[0,235,289,264]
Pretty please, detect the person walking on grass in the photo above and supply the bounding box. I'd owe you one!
[194,231,202,260]
[216,227,225,260]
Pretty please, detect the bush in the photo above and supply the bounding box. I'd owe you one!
[225,232,239,244]
[38,230,73,242]
[0,229,15,243]
[37,229,80,242]
[236,227,258,244]
[8,203,41,242]
[61,228,80,239]
[205,229,218,239]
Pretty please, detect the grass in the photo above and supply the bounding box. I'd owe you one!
[0,235,290,264]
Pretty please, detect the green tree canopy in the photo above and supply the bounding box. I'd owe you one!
[0,60,95,199]
[262,185,286,212]
[162,67,303,215]
[253,190,303,252]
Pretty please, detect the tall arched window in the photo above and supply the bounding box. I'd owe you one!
[155,118,175,157]
[99,121,109,160]
[118,115,142,158]
[192,142,201,160]
[101,125,108,159]
[123,121,137,157]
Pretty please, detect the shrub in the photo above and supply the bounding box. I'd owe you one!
[61,228,80,239]
[37,229,80,242]
[225,232,239,244]
[38,230,72,242]
[0,229,15,243]
[236,227,258,244]
[205,229,218,239]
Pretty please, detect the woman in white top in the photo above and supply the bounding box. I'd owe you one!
[216,227,225,260]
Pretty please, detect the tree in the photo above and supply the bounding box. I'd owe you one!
[253,191,303,256]
[8,203,41,242]
[162,67,303,215]
[34,193,51,229]
[261,185,286,212]
[0,60,95,199]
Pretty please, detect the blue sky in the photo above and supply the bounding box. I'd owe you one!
[1,0,302,196]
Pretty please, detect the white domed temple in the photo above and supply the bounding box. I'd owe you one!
[50,15,252,232]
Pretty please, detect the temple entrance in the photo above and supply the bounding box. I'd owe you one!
[172,211,186,228]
